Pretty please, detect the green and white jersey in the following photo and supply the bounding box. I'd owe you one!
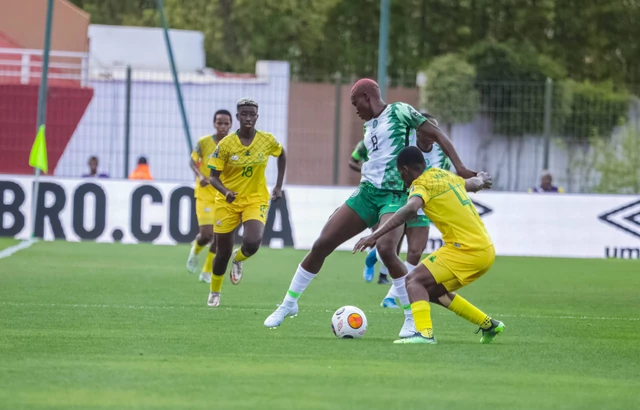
[419,143,451,171]
[361,102,427,191]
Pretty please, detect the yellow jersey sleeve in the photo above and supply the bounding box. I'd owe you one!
[208,143,227,171]
[267,133,283,157]
[191,141,201,162]
[409,183,430,204]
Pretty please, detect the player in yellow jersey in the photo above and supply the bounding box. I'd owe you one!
[186,110,232,283]
[354,146,505,344]
[206,98,286,307]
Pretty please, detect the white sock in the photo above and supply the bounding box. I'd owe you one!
[391,275,412,317]
[379,264,389,276]
[283,264,315,308]
[384,284,397,299]
[404,261,417,273]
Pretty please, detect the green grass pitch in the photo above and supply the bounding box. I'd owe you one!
[1,238,639,409]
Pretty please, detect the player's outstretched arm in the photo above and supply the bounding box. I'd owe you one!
[417,120,476,179]
[272,148,287,201]
[465,171,493,193]
[353,197,424,253]
[209,169,237,203]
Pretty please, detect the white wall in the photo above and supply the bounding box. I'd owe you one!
[89,25,205,71]
[55,61,290,183]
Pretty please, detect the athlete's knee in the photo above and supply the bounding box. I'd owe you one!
[406,249,423,265]
[200,230,214,244]
[310,234,337,257]
[242,237,262,256]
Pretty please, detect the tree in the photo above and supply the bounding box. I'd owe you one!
[467,40,569,136]
[422,53,479,129]
[592,124,640,194]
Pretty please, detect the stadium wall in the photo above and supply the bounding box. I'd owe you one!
[2,176,639,259]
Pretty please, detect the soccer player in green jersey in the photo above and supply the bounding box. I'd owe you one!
[265,79,475,338]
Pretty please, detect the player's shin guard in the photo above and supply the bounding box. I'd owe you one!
[448,295,492,329]
[404,261,417,273]
[234,248,249,262]
[411,300,433,337]
[391,275,412,317]
[204,252,215,274]
[283,265,315,309]
[210,273,224,293]
[194,241,205,255]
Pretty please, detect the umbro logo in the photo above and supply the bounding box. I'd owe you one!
[599,199,640,239]
[471,200,492,218]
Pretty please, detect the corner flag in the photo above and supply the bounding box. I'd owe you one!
[29,125,48,173]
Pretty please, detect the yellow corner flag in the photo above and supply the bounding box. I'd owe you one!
[29,125,48,174]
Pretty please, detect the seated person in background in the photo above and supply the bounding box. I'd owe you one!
[529,170,563,193]
[129,156,153,180]
[82,156,109,178]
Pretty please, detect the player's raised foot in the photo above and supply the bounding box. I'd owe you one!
[229,249,243,285]
[363,265,374,282]
[393,332,437,344]
[207,291,220,307]
[381,297,399,308]
[264,303,299,328]
[398,316,417,338]
[186,246,198,274]
[477,319,505,344]
[377,274,390,285]
[199,272,211,283]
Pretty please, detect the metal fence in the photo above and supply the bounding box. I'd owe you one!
[1,52,637,194]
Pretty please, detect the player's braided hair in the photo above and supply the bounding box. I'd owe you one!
[397,146,426,169]
[237,98,259,110]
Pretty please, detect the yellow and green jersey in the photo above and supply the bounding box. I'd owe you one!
[208,130,283,206]
[409,168,492,250]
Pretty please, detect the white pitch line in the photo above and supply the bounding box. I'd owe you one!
[1,302,639,322]
[0,239,37,260]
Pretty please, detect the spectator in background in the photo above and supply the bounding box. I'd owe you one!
[129,156,153,180]
[83,156,109,178]
[529,170,563,193]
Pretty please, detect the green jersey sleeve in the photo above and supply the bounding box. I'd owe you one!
[351,140,368,162]
[394,102,428,131]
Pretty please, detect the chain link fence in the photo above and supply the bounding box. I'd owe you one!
[1,50,637,193]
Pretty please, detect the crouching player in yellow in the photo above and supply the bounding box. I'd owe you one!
[354,146,504,344]
[206,98,286,307]
[187,109,233,283]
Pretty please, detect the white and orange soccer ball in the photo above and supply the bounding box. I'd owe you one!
[331,306,368,339]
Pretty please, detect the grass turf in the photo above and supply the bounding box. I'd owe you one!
[1,241,639,409]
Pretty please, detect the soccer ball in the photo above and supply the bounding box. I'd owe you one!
[331,306,368,339]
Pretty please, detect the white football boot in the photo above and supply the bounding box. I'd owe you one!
[207,291,220,307]
[229,249,243,285]
[264,303,299,328]
[186,245,199,274]
[398,315,417,338]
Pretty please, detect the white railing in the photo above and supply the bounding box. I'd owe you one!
[0,48,89,87]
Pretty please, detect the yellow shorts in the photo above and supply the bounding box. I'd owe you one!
[214,201,269,234]
[422,245,495,292]
[195,199,216,226]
